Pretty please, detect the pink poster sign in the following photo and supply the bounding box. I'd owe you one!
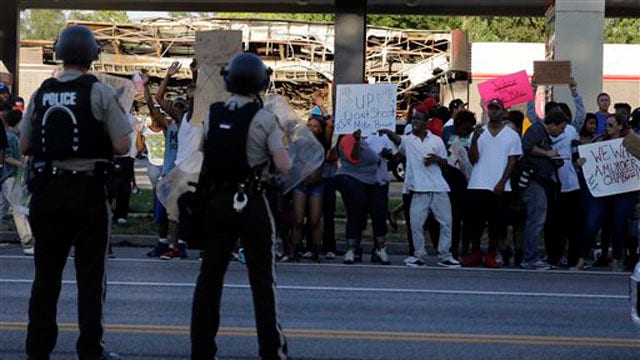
[477,70,535,108]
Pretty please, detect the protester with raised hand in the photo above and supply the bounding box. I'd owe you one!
[382,111,460,268]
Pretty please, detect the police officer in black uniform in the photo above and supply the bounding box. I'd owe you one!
[190,53,291,359]
[19,25,132,360]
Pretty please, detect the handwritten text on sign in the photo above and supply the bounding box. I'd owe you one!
[578,139,640,197]
[334,84,397,134]
[477,70,534,108]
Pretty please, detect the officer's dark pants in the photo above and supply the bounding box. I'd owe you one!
[111,156,134,220]
[191,191,287,360]
[26,175,110,360]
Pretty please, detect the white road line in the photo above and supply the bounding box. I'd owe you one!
[0,255,630,276]
[0,278,627,300]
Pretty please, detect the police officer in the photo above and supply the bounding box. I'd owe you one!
[190,52,291,359]
[19,25,132,360]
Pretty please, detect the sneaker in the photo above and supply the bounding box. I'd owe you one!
[438,256,461,268]
[343,249,355,264]
[115,218,127,225]
[610,259,623,272]
[301,251,313,259]
[404,256,425,268]
[461,250,483,267]
[160,248,181,260]
[520,260,551,270]
[324,251,336,260]
[483,252,501,269]
[131,186,140,195]
[371,247,391,265]
[147,242,169,257]
[101,351,120,360]
[22,246,34,256]
[494,251,504,266]
[178,243,188,259]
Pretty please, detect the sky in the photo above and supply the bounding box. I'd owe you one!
[127,11,168,20]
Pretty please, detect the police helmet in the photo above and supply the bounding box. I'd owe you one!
[221,53,272,95]
[55,25,100,65]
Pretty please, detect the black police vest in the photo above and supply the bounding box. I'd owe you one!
[31,74,113,161]
[202,100,261,183]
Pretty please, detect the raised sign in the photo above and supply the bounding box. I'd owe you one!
[477,70,535,108]
[534,60,571,85]
[578,139,640,197]
[334,83,397,135]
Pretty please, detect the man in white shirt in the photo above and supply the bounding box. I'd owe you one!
[461,99,523,268]
[382,113,461,268]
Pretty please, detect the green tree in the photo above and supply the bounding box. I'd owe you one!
[68,11,130,24]
[605,18,640,44]
[216,12,334,22]
[20,10,67,40]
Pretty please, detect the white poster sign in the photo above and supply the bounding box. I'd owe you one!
[334,83,397,135]
[578,139,640,197]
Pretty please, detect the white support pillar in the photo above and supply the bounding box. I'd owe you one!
[550,0,605,115]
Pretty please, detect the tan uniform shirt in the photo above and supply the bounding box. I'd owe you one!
[21,69,133,171]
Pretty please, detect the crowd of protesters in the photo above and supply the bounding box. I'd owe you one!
[1,68,638,272]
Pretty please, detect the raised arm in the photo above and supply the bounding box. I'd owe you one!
[570,78,586,130]
[527,80,543,124]
[155,61,183,122]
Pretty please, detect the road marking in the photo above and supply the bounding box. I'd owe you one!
[1,321,638,348]
[0,254,630,276]
[0,278,627,300]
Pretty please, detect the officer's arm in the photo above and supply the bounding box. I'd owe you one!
[112,135,131,156]
[272,149,291,175]
[19,94,37,155]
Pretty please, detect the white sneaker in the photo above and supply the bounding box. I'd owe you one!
[343,249,355,264]
[325,251,336,260]
[301,251,313,259]
[372,247,391,265]
[403,256,425,268]
[116,218,127,225]
[437,256,461,268]
[22,247,34,256]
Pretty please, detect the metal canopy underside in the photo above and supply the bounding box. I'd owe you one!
[17,0,640,17]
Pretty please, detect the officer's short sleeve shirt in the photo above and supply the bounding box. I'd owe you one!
[21,69,133,170]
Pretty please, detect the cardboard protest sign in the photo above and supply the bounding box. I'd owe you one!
[477,70,534,108]
[192,30,243,126]
[578,139,640,197]
[91,72,136,113]
[334,83,397,135]
[533,61,571,85]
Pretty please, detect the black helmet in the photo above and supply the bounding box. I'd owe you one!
[55,25,100,65]
[221,53,272,95]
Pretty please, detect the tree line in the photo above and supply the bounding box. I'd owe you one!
[20,10,640,45]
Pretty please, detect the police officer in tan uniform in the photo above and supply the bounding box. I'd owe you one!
[190,52,291,359]
[20,25,132,360]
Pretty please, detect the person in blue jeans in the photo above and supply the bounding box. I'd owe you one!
[573,114,637,271]
[519,110,569,270]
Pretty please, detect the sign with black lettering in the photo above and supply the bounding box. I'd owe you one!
[578,139,640,197]
[334,83,397,135]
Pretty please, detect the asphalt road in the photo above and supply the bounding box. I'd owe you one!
[1,246,638,359]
